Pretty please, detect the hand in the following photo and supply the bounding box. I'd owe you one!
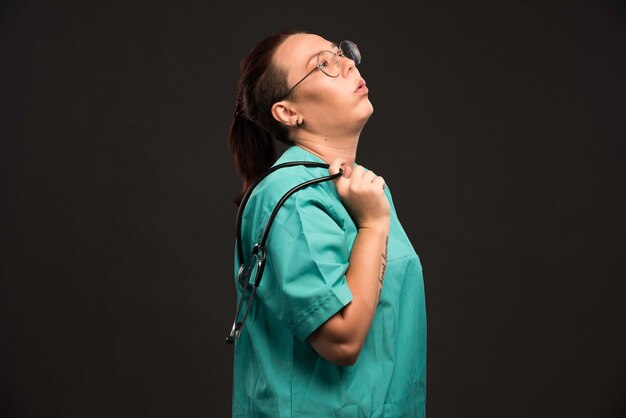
[329,158,390,230]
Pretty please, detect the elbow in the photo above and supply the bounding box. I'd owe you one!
[307,311,368,366]
[325,342,362,367]
[333,354,358,367]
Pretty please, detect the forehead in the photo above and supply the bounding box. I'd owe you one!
[274,33,335,72]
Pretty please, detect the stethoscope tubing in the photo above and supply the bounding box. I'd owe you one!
[227,161,343,344]
[235,161,341,265]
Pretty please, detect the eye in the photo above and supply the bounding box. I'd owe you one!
[318,52,333,67]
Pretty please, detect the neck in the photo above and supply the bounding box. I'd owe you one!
[292,130,361,166]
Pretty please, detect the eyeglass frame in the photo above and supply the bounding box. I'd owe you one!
[278,40,361,100]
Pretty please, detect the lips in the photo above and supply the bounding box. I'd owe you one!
[355,79,368,93]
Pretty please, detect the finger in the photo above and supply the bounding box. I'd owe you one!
[328,158,346,176]
[362,169,377,184]
[372,176,386,189]
[341,164,353,179]
[329,159,352,194]
[350,165,366,182]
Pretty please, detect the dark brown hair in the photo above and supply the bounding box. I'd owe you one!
[228,30,303,205]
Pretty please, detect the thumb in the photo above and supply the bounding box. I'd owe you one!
[328,158,346,176]
[329,158,350,195]
[328,158,352,179]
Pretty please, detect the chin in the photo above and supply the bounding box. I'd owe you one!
[356,99,374,124]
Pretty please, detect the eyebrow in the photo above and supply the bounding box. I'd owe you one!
[303,42,339,69]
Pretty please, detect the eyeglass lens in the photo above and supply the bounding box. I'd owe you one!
[317,41,361,77]
[340,40,361,65]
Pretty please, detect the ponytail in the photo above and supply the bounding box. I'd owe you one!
[228,107,276,206]
[227,30,302,206]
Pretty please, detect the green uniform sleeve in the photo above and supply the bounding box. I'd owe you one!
[258,191,353,342]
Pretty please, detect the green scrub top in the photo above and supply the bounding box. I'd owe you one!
[232,145,426,418]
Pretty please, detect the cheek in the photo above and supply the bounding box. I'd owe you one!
[297,77,369,122]
[300,78,340,103]
[301,80,353,112]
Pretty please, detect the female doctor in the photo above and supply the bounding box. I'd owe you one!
[227,30,427,417]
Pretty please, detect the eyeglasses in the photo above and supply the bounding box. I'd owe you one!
[280,40,361,99]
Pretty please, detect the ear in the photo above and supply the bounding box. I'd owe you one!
[271,101,299,127]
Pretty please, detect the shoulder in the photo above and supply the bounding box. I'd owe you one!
[245,145,338,213]
[247,164,338,218]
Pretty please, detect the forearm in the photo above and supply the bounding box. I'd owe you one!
[308,222,389,364]
[340,224,389,340]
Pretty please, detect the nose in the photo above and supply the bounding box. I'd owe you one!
[340,55,355,77]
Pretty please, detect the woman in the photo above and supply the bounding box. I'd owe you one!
[227,30,427,417]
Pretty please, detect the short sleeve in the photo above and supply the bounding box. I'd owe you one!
[256,192,353,341]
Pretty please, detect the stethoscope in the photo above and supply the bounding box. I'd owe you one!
[226,161,343,344]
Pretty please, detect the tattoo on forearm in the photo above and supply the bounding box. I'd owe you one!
[378,236,389,299]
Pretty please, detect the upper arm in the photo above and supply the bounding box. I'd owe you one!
[258,193,354,343]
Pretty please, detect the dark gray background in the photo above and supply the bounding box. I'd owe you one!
[1,0,625,417]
